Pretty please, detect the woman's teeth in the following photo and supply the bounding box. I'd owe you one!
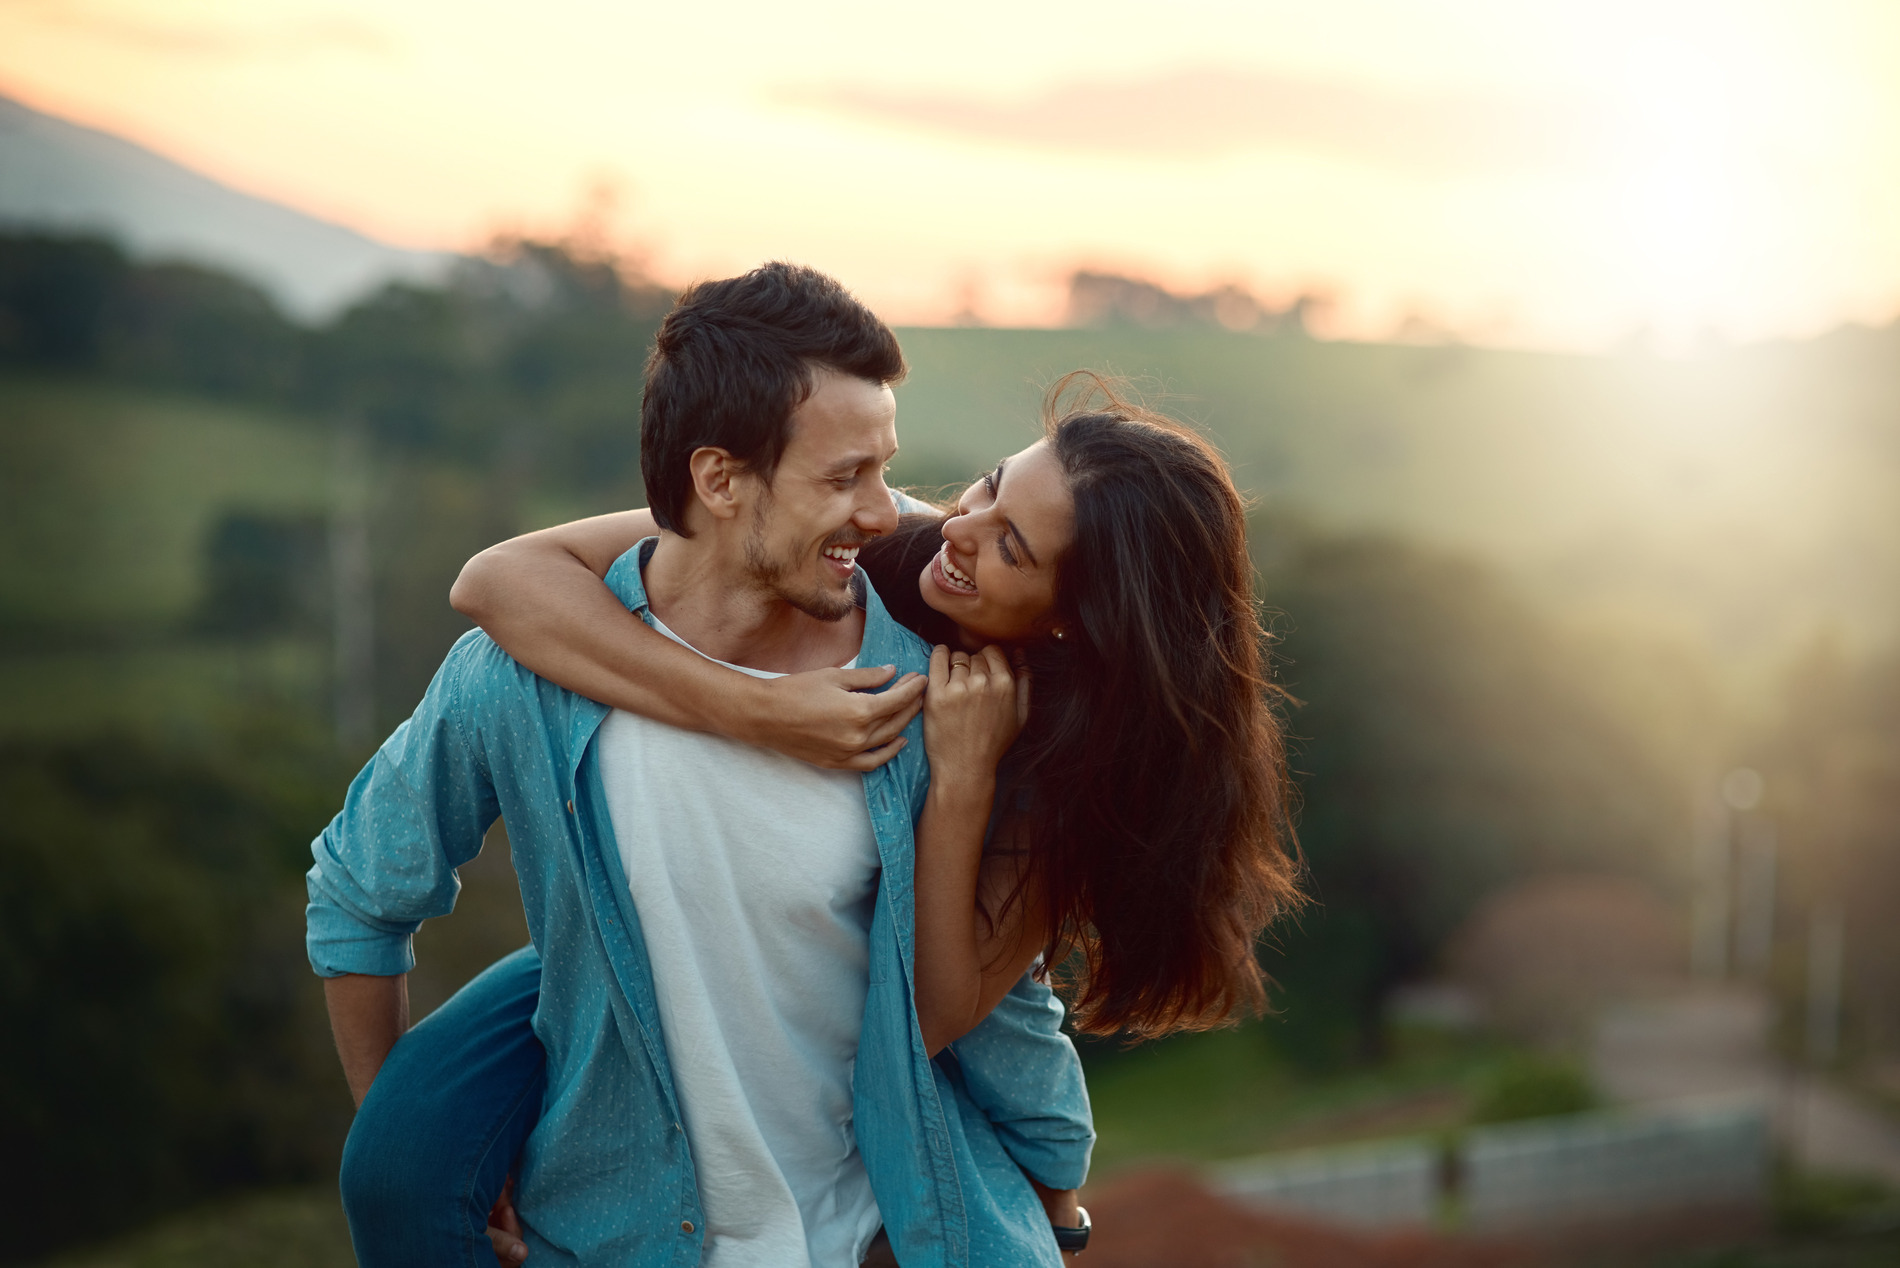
[938,546,977,593]
[823,544,860,566]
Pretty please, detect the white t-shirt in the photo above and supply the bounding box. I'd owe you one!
[596,613,883,1268]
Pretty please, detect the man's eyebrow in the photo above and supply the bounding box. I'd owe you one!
[993,460,1039,567]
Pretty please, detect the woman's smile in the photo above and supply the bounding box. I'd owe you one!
[929,543,979,596]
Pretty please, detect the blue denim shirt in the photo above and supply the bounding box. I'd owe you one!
[307,540,1093,1266]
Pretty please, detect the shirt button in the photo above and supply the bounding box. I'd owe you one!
[681,1220,695,1234]
[566,799,574,814]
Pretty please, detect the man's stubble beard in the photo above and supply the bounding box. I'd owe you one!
[743,499,856,623]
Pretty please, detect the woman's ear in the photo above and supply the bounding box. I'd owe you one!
[687,446,744,523]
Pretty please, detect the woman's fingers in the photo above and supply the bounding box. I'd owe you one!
[930,645,1018,712]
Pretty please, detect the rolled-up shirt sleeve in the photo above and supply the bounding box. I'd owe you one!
[951,971,1096,1190]
[306,633,502,978]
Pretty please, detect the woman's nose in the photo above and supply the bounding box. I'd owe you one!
[939,509,977,549]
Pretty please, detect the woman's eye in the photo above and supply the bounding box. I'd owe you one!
[998,534,1017,567]
[982,471,996,497]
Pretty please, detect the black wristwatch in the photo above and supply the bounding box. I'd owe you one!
[1051,1205,1090,1253]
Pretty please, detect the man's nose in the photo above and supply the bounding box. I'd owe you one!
[858,478,900,535]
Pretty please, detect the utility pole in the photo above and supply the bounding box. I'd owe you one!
[1690,779,1732,980]
[1732,816,1777,979]
[331,419,374,752]
[1694,767,1768,981]
[1806,900,1845,1068]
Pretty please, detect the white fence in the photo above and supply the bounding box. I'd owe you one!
[1213,1138,1439,1228]
[1461,1099,1770,1229]
[1206,1098,1769,1231]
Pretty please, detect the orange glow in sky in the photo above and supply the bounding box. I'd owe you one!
[4,0,1899,347]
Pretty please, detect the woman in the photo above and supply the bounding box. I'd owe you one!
[353,374,1302,1262]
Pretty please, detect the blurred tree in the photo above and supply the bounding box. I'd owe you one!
[105,261,302,400]
[0,233,125,368]
[195,511,331,637]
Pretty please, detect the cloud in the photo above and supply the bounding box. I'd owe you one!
[780,65,1608,176]
[17,3,396,59]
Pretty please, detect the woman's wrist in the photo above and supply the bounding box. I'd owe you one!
[924,767,999,812]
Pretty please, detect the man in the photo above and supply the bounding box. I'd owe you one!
[307,263,1093,1266]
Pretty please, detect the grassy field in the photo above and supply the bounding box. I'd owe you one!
[1084,1023,1509,1172]
[38,1187,356,1268]
[0,375,333,630]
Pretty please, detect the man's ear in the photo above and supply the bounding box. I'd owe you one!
[687,447,746,523]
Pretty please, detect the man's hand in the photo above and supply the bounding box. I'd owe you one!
[737,665,926,770]
[486,1177,529,1264]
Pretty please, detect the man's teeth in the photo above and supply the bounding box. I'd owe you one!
[823,545,860,564]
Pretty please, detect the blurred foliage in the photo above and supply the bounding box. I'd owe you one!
[1253,527,1677,1064]
[0,231,667,494]
[1773,1164,1900,1239]
[1467,1055,1597,1125]
[1759,644,1900,1061]
[39,1187,356,1268]
[0,732,351,1264]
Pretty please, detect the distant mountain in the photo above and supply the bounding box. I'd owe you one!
[0,92,453,320]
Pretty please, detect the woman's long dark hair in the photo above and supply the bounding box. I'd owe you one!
[866,373,1303,1039]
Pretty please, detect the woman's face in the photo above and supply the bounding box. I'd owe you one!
[918,439,1076,646]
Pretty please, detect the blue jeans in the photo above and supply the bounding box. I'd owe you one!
[340,946,548,1268]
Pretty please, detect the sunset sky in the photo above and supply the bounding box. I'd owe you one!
[4,0,1899,347]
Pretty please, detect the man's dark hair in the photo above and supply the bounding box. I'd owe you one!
[640,262,906,534]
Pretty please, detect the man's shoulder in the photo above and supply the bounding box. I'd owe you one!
[438,628,601,724]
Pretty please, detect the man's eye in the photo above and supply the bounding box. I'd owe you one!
[982,471,996,496]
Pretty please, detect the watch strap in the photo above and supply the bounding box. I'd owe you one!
[1051,1205,1090,1253]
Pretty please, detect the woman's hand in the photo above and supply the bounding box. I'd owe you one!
[913,645,1045,1054]
[922,645,1028,785]
[742,665,927,771]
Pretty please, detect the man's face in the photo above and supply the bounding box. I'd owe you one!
[740,367,900,621]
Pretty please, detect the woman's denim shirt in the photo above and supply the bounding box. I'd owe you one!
[307,540,1095,1266]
